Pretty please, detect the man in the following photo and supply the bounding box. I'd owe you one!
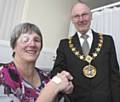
[51,2,120,102]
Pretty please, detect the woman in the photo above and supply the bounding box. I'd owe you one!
[0,23,73,102]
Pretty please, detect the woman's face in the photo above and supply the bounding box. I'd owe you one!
[13,32,42,63]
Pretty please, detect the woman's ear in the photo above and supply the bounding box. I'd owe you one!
[12,51,15,57]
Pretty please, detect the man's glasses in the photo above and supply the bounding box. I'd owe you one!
[72,13,90,21]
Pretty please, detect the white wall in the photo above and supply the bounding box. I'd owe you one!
[22,0,78,52]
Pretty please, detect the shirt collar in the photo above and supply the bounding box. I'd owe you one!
[77,29,93,39]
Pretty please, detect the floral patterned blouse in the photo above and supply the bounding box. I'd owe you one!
[0,62,50,102]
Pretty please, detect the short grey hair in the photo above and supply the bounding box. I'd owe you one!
[10,22,43,49]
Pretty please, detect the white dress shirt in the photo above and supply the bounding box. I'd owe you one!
[77,29,93,49]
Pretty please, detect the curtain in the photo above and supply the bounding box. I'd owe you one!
[0,0,25,41]
[91,7,120,66]
[69,6,120,66]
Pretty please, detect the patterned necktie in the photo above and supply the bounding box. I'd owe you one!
[81,34,89,56]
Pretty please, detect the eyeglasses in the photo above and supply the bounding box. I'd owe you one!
[72,13,90,21]
[19,34,41,44]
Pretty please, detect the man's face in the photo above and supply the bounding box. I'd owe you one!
[71,3,92,34]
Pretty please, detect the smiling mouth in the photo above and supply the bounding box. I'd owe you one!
[26,50,37,54]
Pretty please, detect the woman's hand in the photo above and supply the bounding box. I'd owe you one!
[51,70,74,94]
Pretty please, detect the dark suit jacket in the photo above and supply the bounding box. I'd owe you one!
[51,30,120,102]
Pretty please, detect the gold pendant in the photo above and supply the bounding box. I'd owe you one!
[85,55,93,63]
[83,64,96,78]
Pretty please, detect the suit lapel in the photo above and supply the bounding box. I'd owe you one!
[72,33,83,54]
[89,31,99,55]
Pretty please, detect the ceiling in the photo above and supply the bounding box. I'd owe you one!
[80,0,120,9]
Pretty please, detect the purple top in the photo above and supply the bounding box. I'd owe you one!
[0,62,50,102]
